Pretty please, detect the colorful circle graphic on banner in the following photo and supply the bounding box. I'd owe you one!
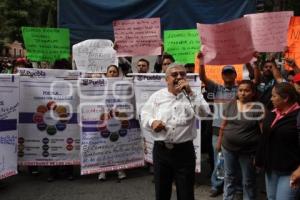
[33,101,69,135]
[98,109,130,142]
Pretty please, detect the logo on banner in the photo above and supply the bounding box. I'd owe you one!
[97,109,130,142]
[33,101,69,135]
[137,75,162,81]
[19,69,46,78]
[81,79,106,86]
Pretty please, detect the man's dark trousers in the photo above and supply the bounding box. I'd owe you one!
[153,141,195,200]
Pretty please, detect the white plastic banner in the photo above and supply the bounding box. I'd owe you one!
[0,75,19,179]
[79,77,144,175]
[18,68,81,166]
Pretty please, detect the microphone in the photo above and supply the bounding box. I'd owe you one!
[174,80,191,101]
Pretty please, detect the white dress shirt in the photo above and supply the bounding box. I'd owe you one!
[141,88,210,143]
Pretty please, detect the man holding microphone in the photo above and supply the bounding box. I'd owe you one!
[141,63,210,200]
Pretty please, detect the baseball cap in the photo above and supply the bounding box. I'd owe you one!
[293,73,300,83]
[16,57,27,64]
[222,65,236,74]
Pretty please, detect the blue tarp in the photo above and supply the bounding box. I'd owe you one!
[58,0,256,44]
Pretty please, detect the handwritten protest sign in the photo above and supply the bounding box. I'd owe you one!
[79,78,144,175]
[113,18,161,57]
[285,16,300,69]
[197,18,254,65]
[197,12,294,64]
[73,39,118,72]
[164,29,201,63]
[133,74,202,172]
[18,68,81,166]
[0,75,19,179]
[22,27,70,62]
[245,11,293,52]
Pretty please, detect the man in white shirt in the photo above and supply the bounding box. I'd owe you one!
[141,63,210,200]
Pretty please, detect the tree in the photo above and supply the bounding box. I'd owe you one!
[0,0,57,43]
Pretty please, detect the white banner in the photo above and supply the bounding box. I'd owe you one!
[79,77,144,175]
[0,75,19,179]
[18,68,81,166]
[133,74,202,172]
[73,39,118,73]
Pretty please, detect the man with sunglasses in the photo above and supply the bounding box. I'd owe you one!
[141,63,209,200]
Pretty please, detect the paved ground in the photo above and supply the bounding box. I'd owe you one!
[1,157,266,200]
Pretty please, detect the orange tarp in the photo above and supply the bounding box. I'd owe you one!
[194,54,243,85]
[285,16,300,70]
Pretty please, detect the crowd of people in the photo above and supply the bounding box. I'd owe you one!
[1,48,300,200]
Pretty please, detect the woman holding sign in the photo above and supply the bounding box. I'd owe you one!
[98,65,127,181]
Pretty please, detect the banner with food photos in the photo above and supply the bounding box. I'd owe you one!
[0,75,19,179]
[79,77,144,175]
[133,74,202,172]
[18,68,81,166]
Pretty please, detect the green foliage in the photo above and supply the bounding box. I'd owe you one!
[0,0,57,43]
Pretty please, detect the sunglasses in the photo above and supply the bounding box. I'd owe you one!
[170,71,186,78]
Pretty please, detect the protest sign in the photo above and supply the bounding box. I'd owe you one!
[285,16,300,69]
[73,39,118,73]
[164,29,201,63]
[0,75,19,179]
[79,78,144,175]
[113,18,162,57]
[245,11,293,52]
[18,68,81,166]
[133,74,202,172]
[22,27,70,62]
[197,18,254,65]
[197,12,294,64]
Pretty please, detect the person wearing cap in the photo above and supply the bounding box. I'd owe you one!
[141,63,210,200]
[13,57,30,74]
[198,53,242,197]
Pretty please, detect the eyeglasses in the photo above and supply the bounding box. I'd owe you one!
[170,71,186,78]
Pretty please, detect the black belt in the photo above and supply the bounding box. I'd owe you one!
[155,140,193,150]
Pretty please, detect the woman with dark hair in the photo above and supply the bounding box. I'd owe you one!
[106,65,119,77]
[256,82,300,200]
[217,80,265,200]
[98,64,126,181]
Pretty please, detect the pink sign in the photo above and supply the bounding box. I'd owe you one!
[245,11,293,52]
[113,18,162,57]
[197,18,254,65]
